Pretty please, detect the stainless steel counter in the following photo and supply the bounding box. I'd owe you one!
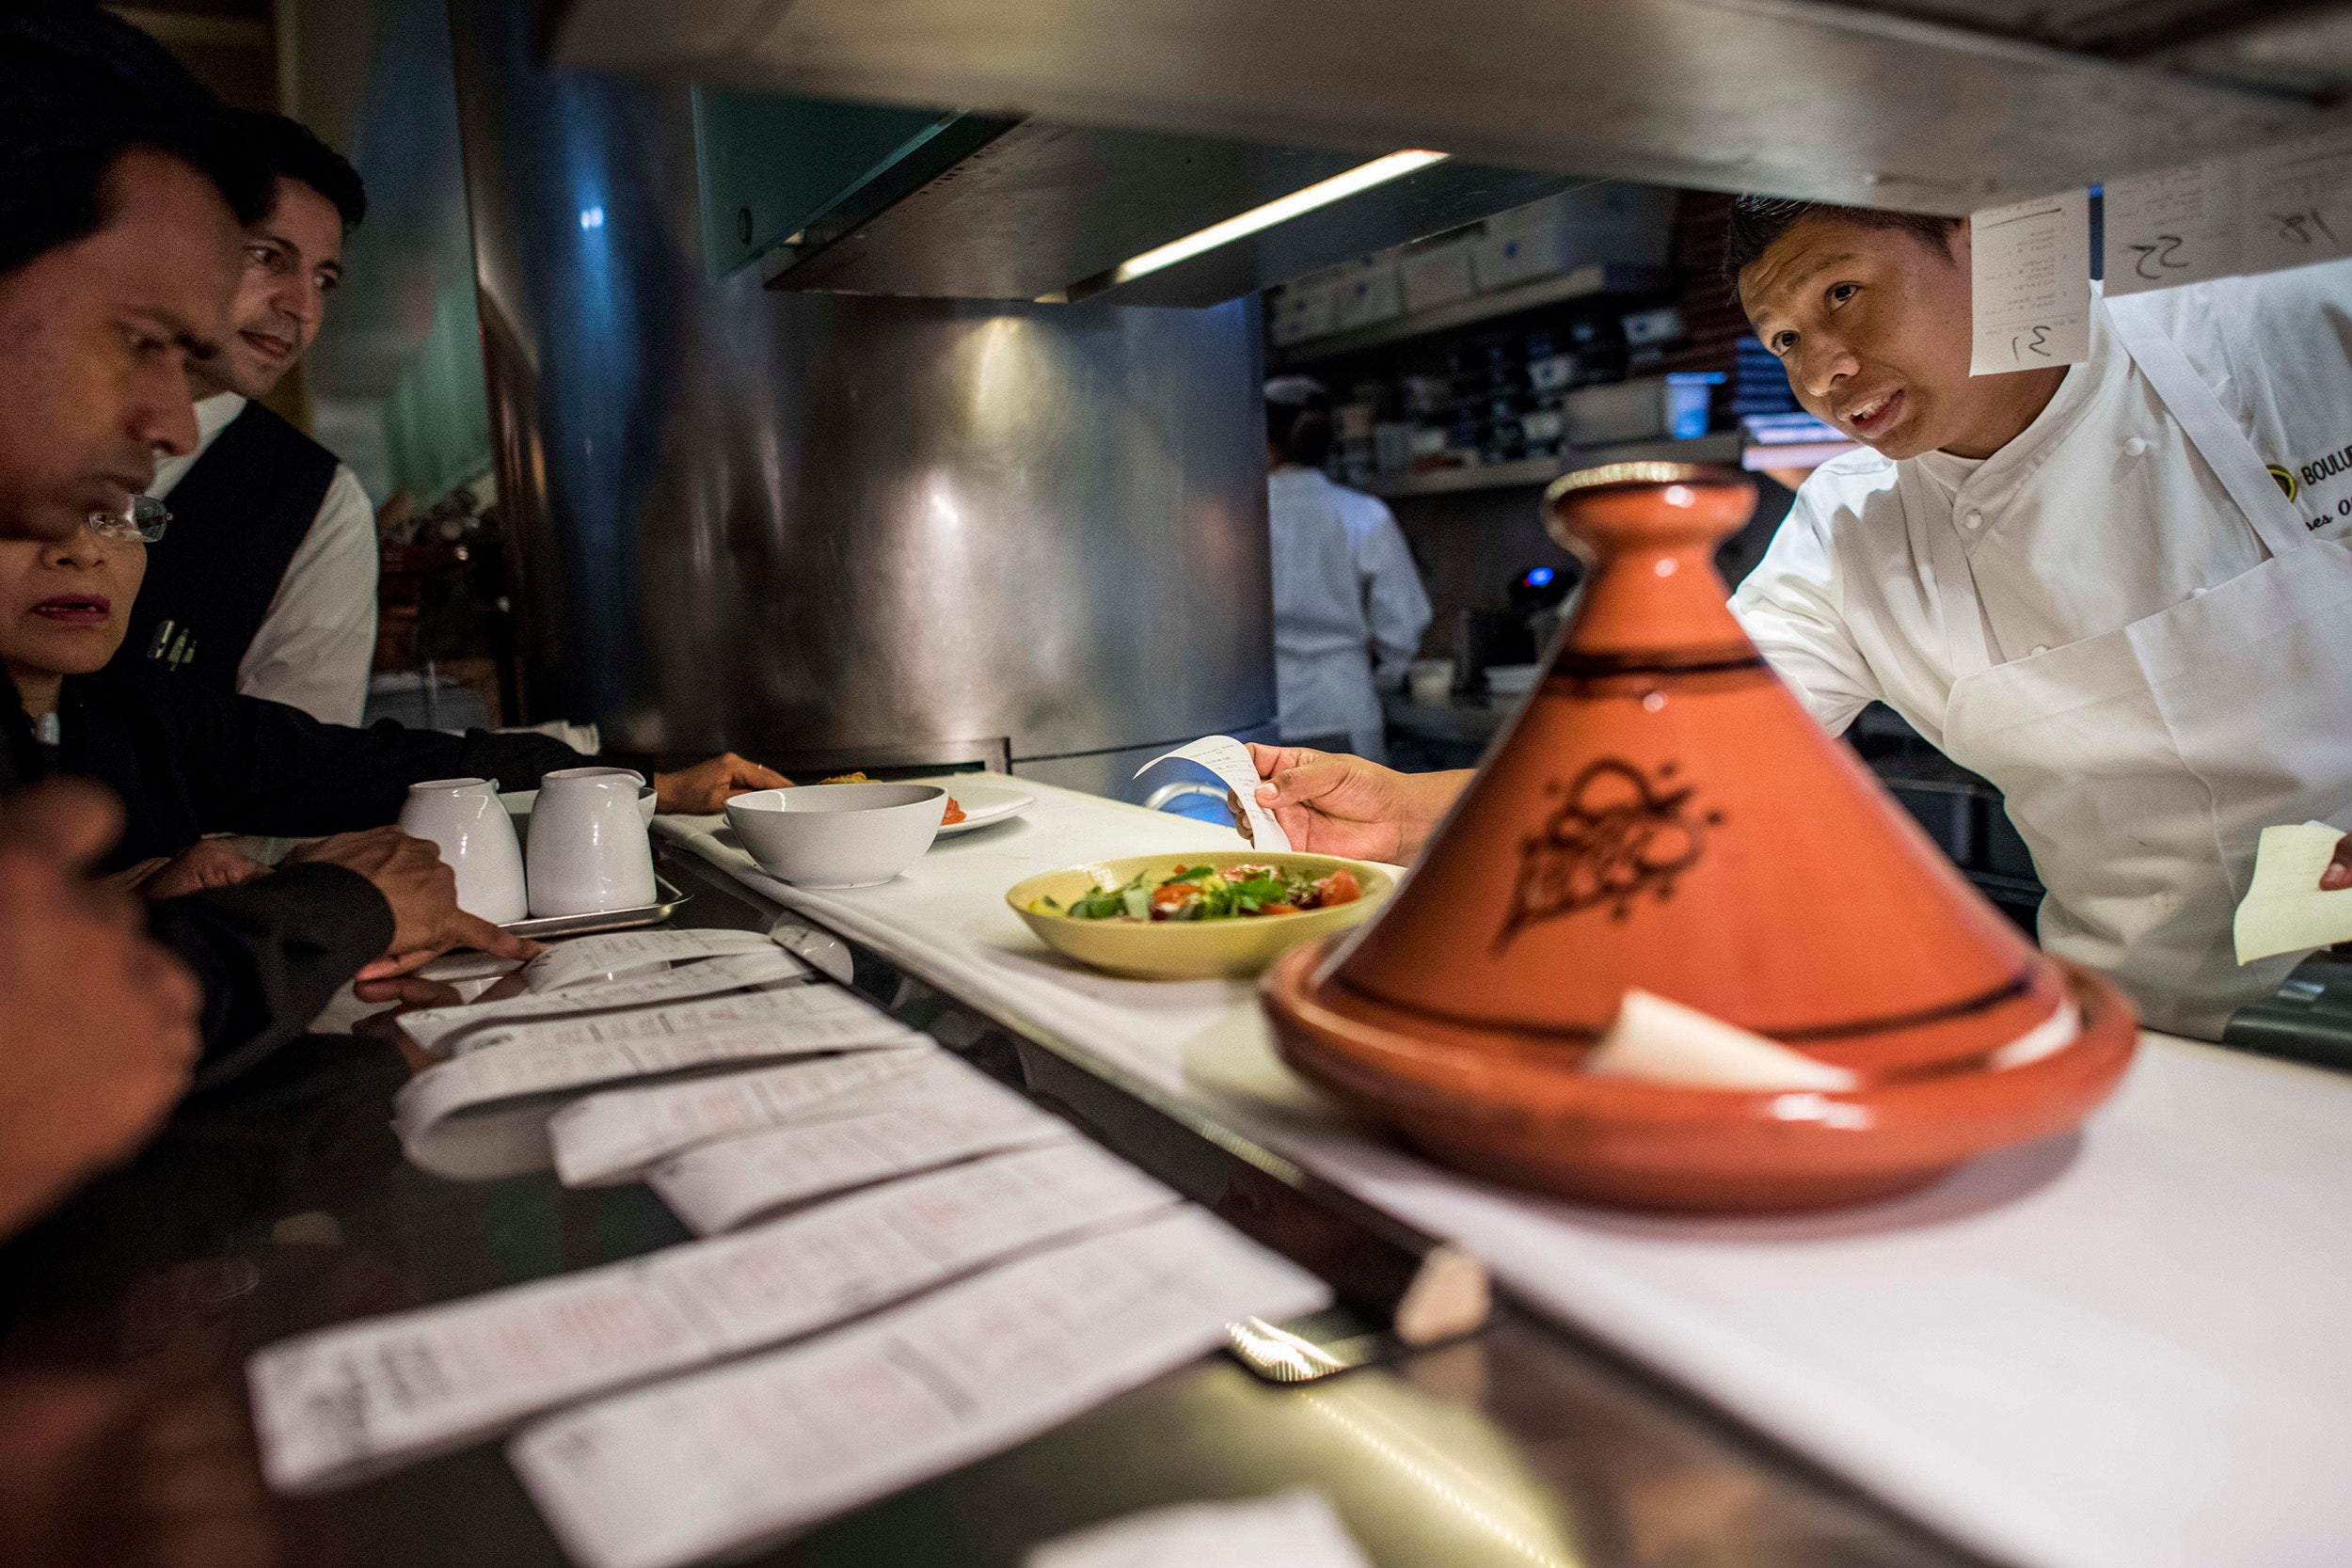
[0,846,1991,1567]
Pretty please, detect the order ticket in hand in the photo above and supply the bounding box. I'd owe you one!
[646,1059,1076,1234]
[247,1142,1180,1494]
[2234,821,2352,964]
[401,948,812,1056]
[510,1208,1332,1568]
[549,1047,949,1186]
[1134,736,1290,852]
[394,984,928,1180]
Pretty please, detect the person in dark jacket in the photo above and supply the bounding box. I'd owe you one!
[1,500,790,881]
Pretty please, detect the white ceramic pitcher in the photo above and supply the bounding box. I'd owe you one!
[526,767,657,917]
[398,777,529,925]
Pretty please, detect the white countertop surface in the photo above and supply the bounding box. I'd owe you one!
[659,776,2352,1568]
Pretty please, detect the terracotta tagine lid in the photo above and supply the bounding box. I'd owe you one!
[1263,463,2137,1212]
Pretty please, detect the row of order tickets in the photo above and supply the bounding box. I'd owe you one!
[253,1146,1325,1564]
[257,932,1330,1566]
[1967,126,2352,377]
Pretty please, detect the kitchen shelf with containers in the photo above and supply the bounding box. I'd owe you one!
[1265,187,1860,498]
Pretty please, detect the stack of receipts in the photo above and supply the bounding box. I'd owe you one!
[248,1142,1179,1492]
[393,982,927,1179]
[645,1054,1079,1233]
[510,1207,1330,1568]
[401,947,813,1056]
[549,1048,945,1186]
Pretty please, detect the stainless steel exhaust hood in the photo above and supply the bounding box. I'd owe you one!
[755,118,1589,307]
[551,0,2343,230]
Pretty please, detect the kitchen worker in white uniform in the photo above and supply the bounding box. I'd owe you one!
[1264,376,1432,764]
[1242,199,2352,1040]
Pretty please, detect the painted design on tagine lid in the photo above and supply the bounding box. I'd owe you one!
[1262,463,2138,1212]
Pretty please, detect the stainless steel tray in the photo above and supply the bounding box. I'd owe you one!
[500,876,690,940]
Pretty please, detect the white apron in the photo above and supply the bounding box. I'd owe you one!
[1935,296,2352,1039]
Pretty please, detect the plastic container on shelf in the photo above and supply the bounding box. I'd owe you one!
[1266,273,1338,346]
[1398,231,1482,311]
[1470,185,1678,292]
[1327,257,1404,332]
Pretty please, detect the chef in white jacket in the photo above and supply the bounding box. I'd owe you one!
[1264,376,1433,764]
[1245,203,2352,1040]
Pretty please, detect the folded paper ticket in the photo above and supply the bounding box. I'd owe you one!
[647,1059,1075,1234]
[2235,822,2352,964]
[520,929,783,993]
[549,1048,950,1187]
[401,948,812,1056]
[394,985,927,1180]
[248,1143,1178,1493]
[511,1208,1331,1568]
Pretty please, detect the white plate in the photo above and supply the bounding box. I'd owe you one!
[935,782,1034,837]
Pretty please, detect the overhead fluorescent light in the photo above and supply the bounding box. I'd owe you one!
[1104,150,1450,287]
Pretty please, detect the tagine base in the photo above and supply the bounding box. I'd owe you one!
[1263,938,2139,1214]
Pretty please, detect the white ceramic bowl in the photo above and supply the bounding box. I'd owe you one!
[724,783,947,888]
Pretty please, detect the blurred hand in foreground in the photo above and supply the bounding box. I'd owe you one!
[1242,744,1468,864]
[2322,832,2352,892]
[282,826,541,982]
[0,781,203,1236]
[653,752,792,815]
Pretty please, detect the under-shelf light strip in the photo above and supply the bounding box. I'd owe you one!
[1107,150,1451,286]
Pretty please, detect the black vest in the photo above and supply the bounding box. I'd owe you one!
[114,401,341,695]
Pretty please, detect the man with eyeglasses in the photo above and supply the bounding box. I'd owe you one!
[127,112,377,725]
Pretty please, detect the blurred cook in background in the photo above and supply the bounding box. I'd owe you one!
[128,111,376,724]
[1264,375,1432,765]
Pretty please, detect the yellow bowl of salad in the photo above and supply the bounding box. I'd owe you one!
[1007,851,1394,980]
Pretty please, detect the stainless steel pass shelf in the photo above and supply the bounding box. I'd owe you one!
[548,0,2330,218]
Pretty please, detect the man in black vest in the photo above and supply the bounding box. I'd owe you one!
[123,111,376,724]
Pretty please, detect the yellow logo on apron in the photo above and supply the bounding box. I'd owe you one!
[2269,464,2299,501]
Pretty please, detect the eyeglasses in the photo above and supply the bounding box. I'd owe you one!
[87,495,170,544]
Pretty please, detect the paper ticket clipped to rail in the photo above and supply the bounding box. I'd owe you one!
[1025,1489,1373,1568]
[400,948,812,1056]
[2233,821,2352,964]
[646,1058,1077,1234]
[519,928,783,993]
[247,1143,1180,1494]
[1969,188,2092,376]
[393,983,928,1180]
[548,1047,946,1186]
[1135,736,1290,852]
[509,1208,1331,1568]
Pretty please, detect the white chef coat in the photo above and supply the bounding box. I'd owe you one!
[1733,258,2352,1037]
[1267,466,1433,763]
[147,392,379,726]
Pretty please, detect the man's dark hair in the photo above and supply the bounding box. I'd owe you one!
[239,110,365,230]
[1267,392,1334,469]
[1722,197,1961,291]
[0,1,273,279]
